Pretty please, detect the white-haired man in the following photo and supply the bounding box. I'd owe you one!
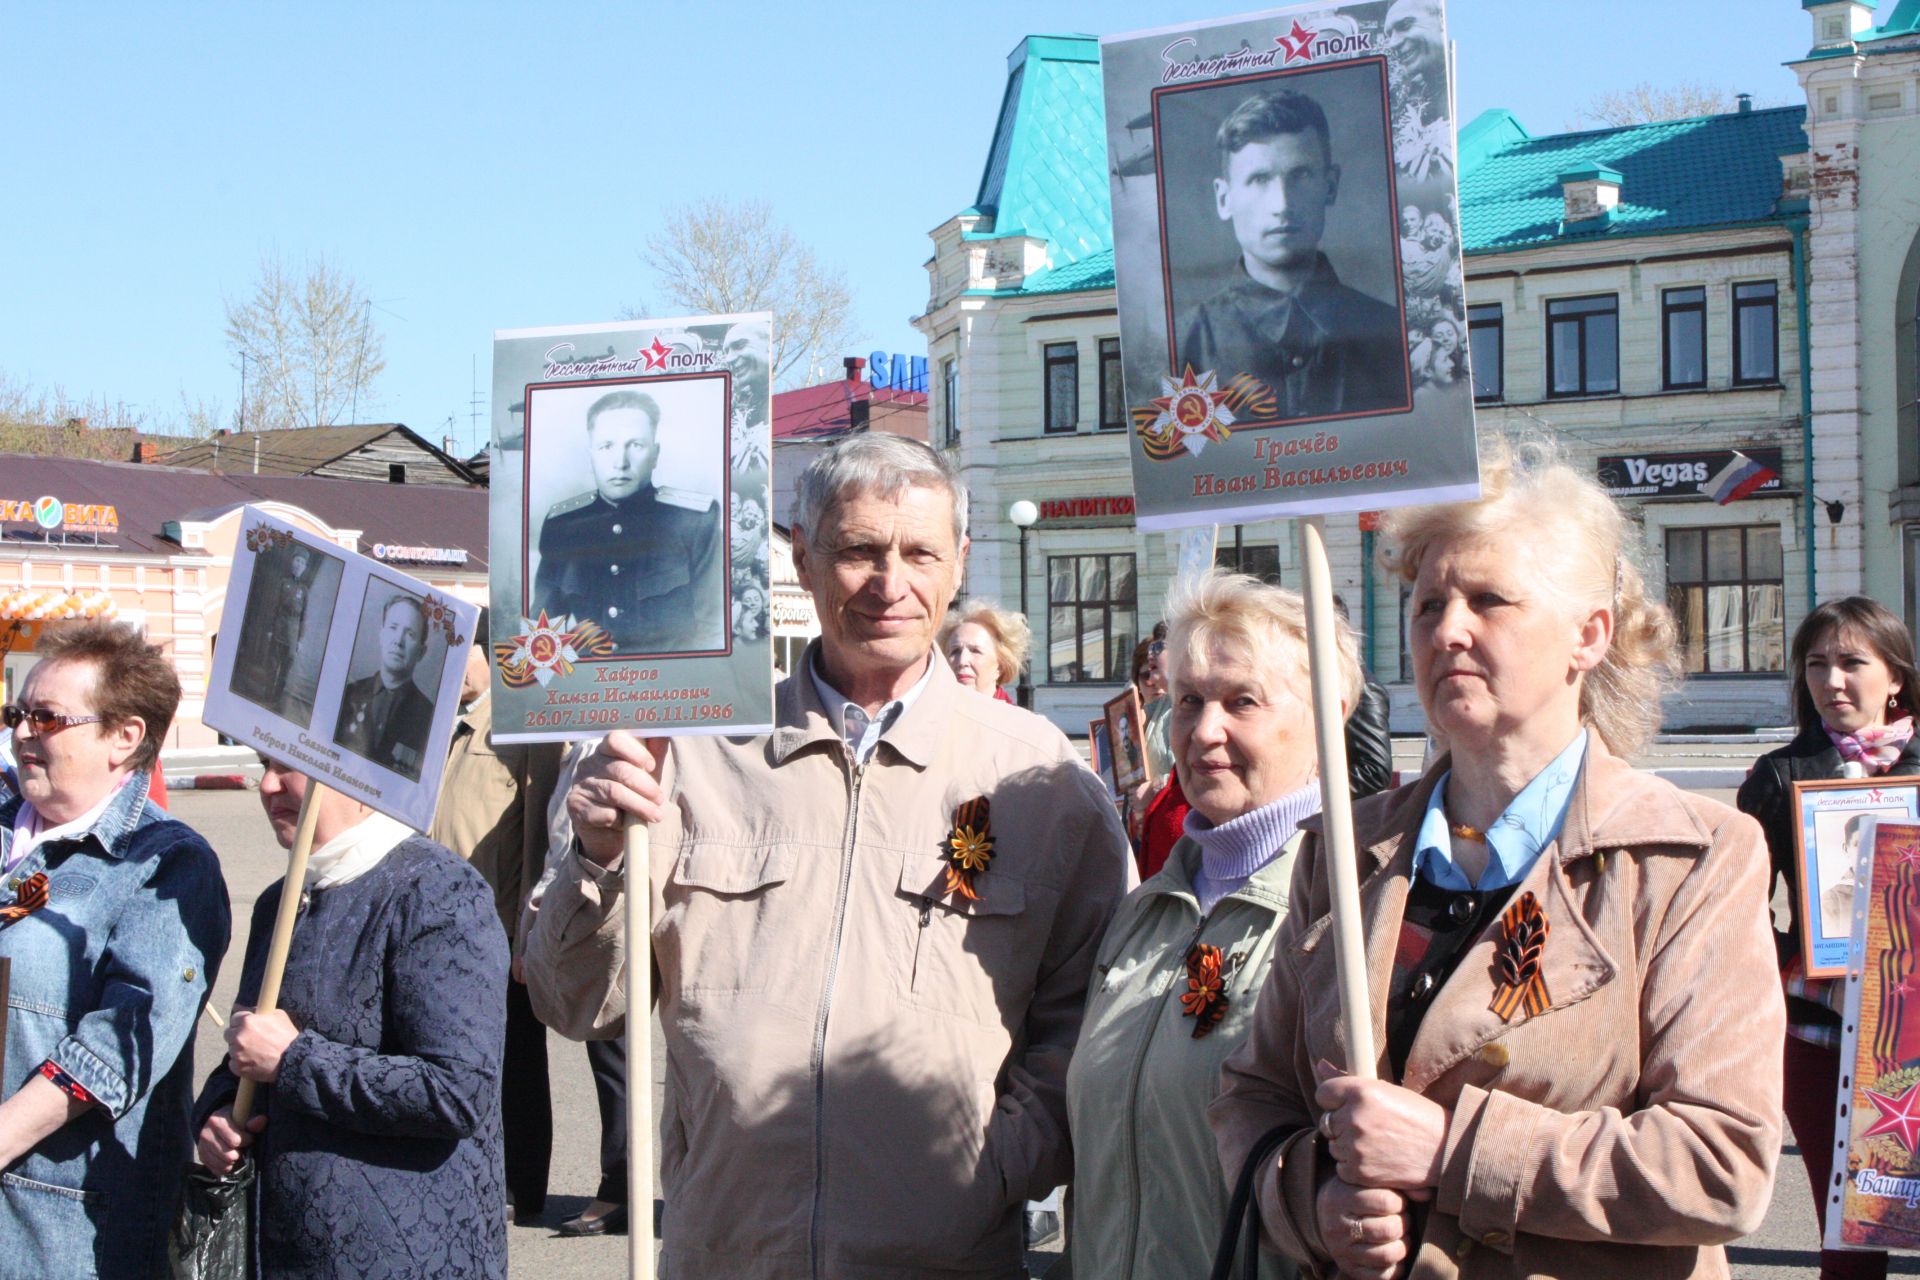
[525,433,1129,1279]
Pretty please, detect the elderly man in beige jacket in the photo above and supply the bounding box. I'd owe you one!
[524,434,1130,1280]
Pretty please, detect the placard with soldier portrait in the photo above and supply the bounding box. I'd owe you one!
[204,506,478,831]
[1101,0,1479,530]
[488,313,774,743]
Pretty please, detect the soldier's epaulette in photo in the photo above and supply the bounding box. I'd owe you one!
[656,486,716,512]
[546,491,598,518]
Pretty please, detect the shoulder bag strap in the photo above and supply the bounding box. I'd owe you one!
[1210,1122,1300,1280]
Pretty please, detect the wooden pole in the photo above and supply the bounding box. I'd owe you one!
[231,779,327,1125]
[626,816,654,1279]
[1296,516,1377,1079]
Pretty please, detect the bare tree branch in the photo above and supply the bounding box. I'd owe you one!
[1566,82,1745,130]
[225,253,386,430]
[638,198,859,388]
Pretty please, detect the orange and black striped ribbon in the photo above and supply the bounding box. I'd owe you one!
[1876,863,1920,1075]
[943,797,995,901]
[1489,891,1550,1023]
[0,872,48,924]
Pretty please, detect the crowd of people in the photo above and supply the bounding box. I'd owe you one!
[0,428,1904,1278]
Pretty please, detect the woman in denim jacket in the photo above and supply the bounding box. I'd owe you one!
[0,622,231,1277]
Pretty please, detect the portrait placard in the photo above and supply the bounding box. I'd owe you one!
[1830,820,1920,1252]
[1101,0,1479,530]
[204,506,478,831]
[1088,719,1118,798]
[488,313,774,743]
[1103,686,1153,793]
[1793,778,1920,978]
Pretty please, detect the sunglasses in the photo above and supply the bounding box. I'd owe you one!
[1,704,107,734]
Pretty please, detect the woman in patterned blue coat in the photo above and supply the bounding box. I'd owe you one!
[194,760,508,1279]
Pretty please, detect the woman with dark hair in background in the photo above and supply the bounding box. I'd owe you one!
[1739,595,1920,1280]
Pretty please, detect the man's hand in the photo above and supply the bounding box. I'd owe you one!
[196,1107,267,1177]
[1315,1066,1449,1194]
[1316,1174,1413,1280]
[226,1008,299,1084]
[567,732,670,867]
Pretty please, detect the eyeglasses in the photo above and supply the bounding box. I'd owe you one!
[1,704,107,734]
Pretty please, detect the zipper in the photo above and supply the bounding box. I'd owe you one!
[1119,908,1210,1280]
[809,753,866,1280]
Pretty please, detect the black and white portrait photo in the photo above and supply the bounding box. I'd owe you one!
[523,375,729,658]
[1157,60,1410,425]
[230,537,344,728]
[332,581,447,782]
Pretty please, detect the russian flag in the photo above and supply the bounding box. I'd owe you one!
[1702,450,1778,505]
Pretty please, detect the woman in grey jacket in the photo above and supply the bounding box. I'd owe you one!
[1060,571,1360,1279]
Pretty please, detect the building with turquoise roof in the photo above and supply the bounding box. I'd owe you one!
[915,6,1920,732]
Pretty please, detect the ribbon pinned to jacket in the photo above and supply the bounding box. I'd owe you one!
[1490,890,1549,1022]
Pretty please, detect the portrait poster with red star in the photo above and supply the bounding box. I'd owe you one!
[204,505,481,832]
[1100,0,1479,530]
[1830,818,1920,1252]
[487,313,773,743]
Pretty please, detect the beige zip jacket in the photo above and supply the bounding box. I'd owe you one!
[1208,740,1785,1279]
[524,653,1130,1279]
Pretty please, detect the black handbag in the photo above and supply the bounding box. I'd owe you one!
[168,1158,255,1280]
[1210,1124,1298,1280]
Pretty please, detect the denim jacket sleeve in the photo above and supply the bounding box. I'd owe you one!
[272,862,507,1139]
[46,828,231,1118]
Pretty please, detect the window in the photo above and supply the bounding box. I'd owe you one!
[1467,303,1503,401]
[1546,295,1618,397]
[1044,342,1078,433]
[1098,338,1125,430]
[1666,525,1785,674]
[388,463,407,483]
[1047,553,1137,682]
[941,357,958,447]
[1733,281,1779,385]
[1662,287,1707,390]
[1824,16,1844,40]
[1214,543,1283,585]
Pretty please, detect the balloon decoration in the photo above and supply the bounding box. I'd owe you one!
[0,588,119,622]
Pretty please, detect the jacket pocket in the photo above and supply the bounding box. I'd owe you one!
[897,851,1031,1025]
[668,842,800,996]
[1,1170,108,1206]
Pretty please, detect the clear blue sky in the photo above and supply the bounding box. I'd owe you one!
[1,1,1811,458]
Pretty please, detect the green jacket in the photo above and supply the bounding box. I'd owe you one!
[1060,834,1302,1280]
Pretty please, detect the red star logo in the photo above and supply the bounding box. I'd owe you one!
[1892,837,1920,869]
[1275,19,1317,63]
[640,337,674,370]
[1864,1080,1920,1155]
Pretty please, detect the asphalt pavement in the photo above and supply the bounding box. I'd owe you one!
[172,782,1920,1278]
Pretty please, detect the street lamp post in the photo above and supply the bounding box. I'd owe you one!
[1009,500,1039,709]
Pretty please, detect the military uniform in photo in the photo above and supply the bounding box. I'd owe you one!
[255,571,309,701]
[534,484,724,654]
[1178,254,1407,422]
[334,673,435,780]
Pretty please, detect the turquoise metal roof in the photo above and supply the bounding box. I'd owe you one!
[1457,105,1808,253]
[946,35,1820,291]
[967,35,1111,290]
[1866,0,1920,35]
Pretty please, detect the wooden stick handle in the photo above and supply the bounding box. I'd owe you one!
[625,815,655,1279]
[1298,517,1377,1080]
[232,780,327,1125]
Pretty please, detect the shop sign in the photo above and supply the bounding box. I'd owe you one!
[1038,495,1136,524]
[1596,448,1785,500]
[866,351,929,393]
[0,496,120,535]
[371,542,469,566]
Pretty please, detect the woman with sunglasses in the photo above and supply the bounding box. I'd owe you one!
[0,622,232,1277]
